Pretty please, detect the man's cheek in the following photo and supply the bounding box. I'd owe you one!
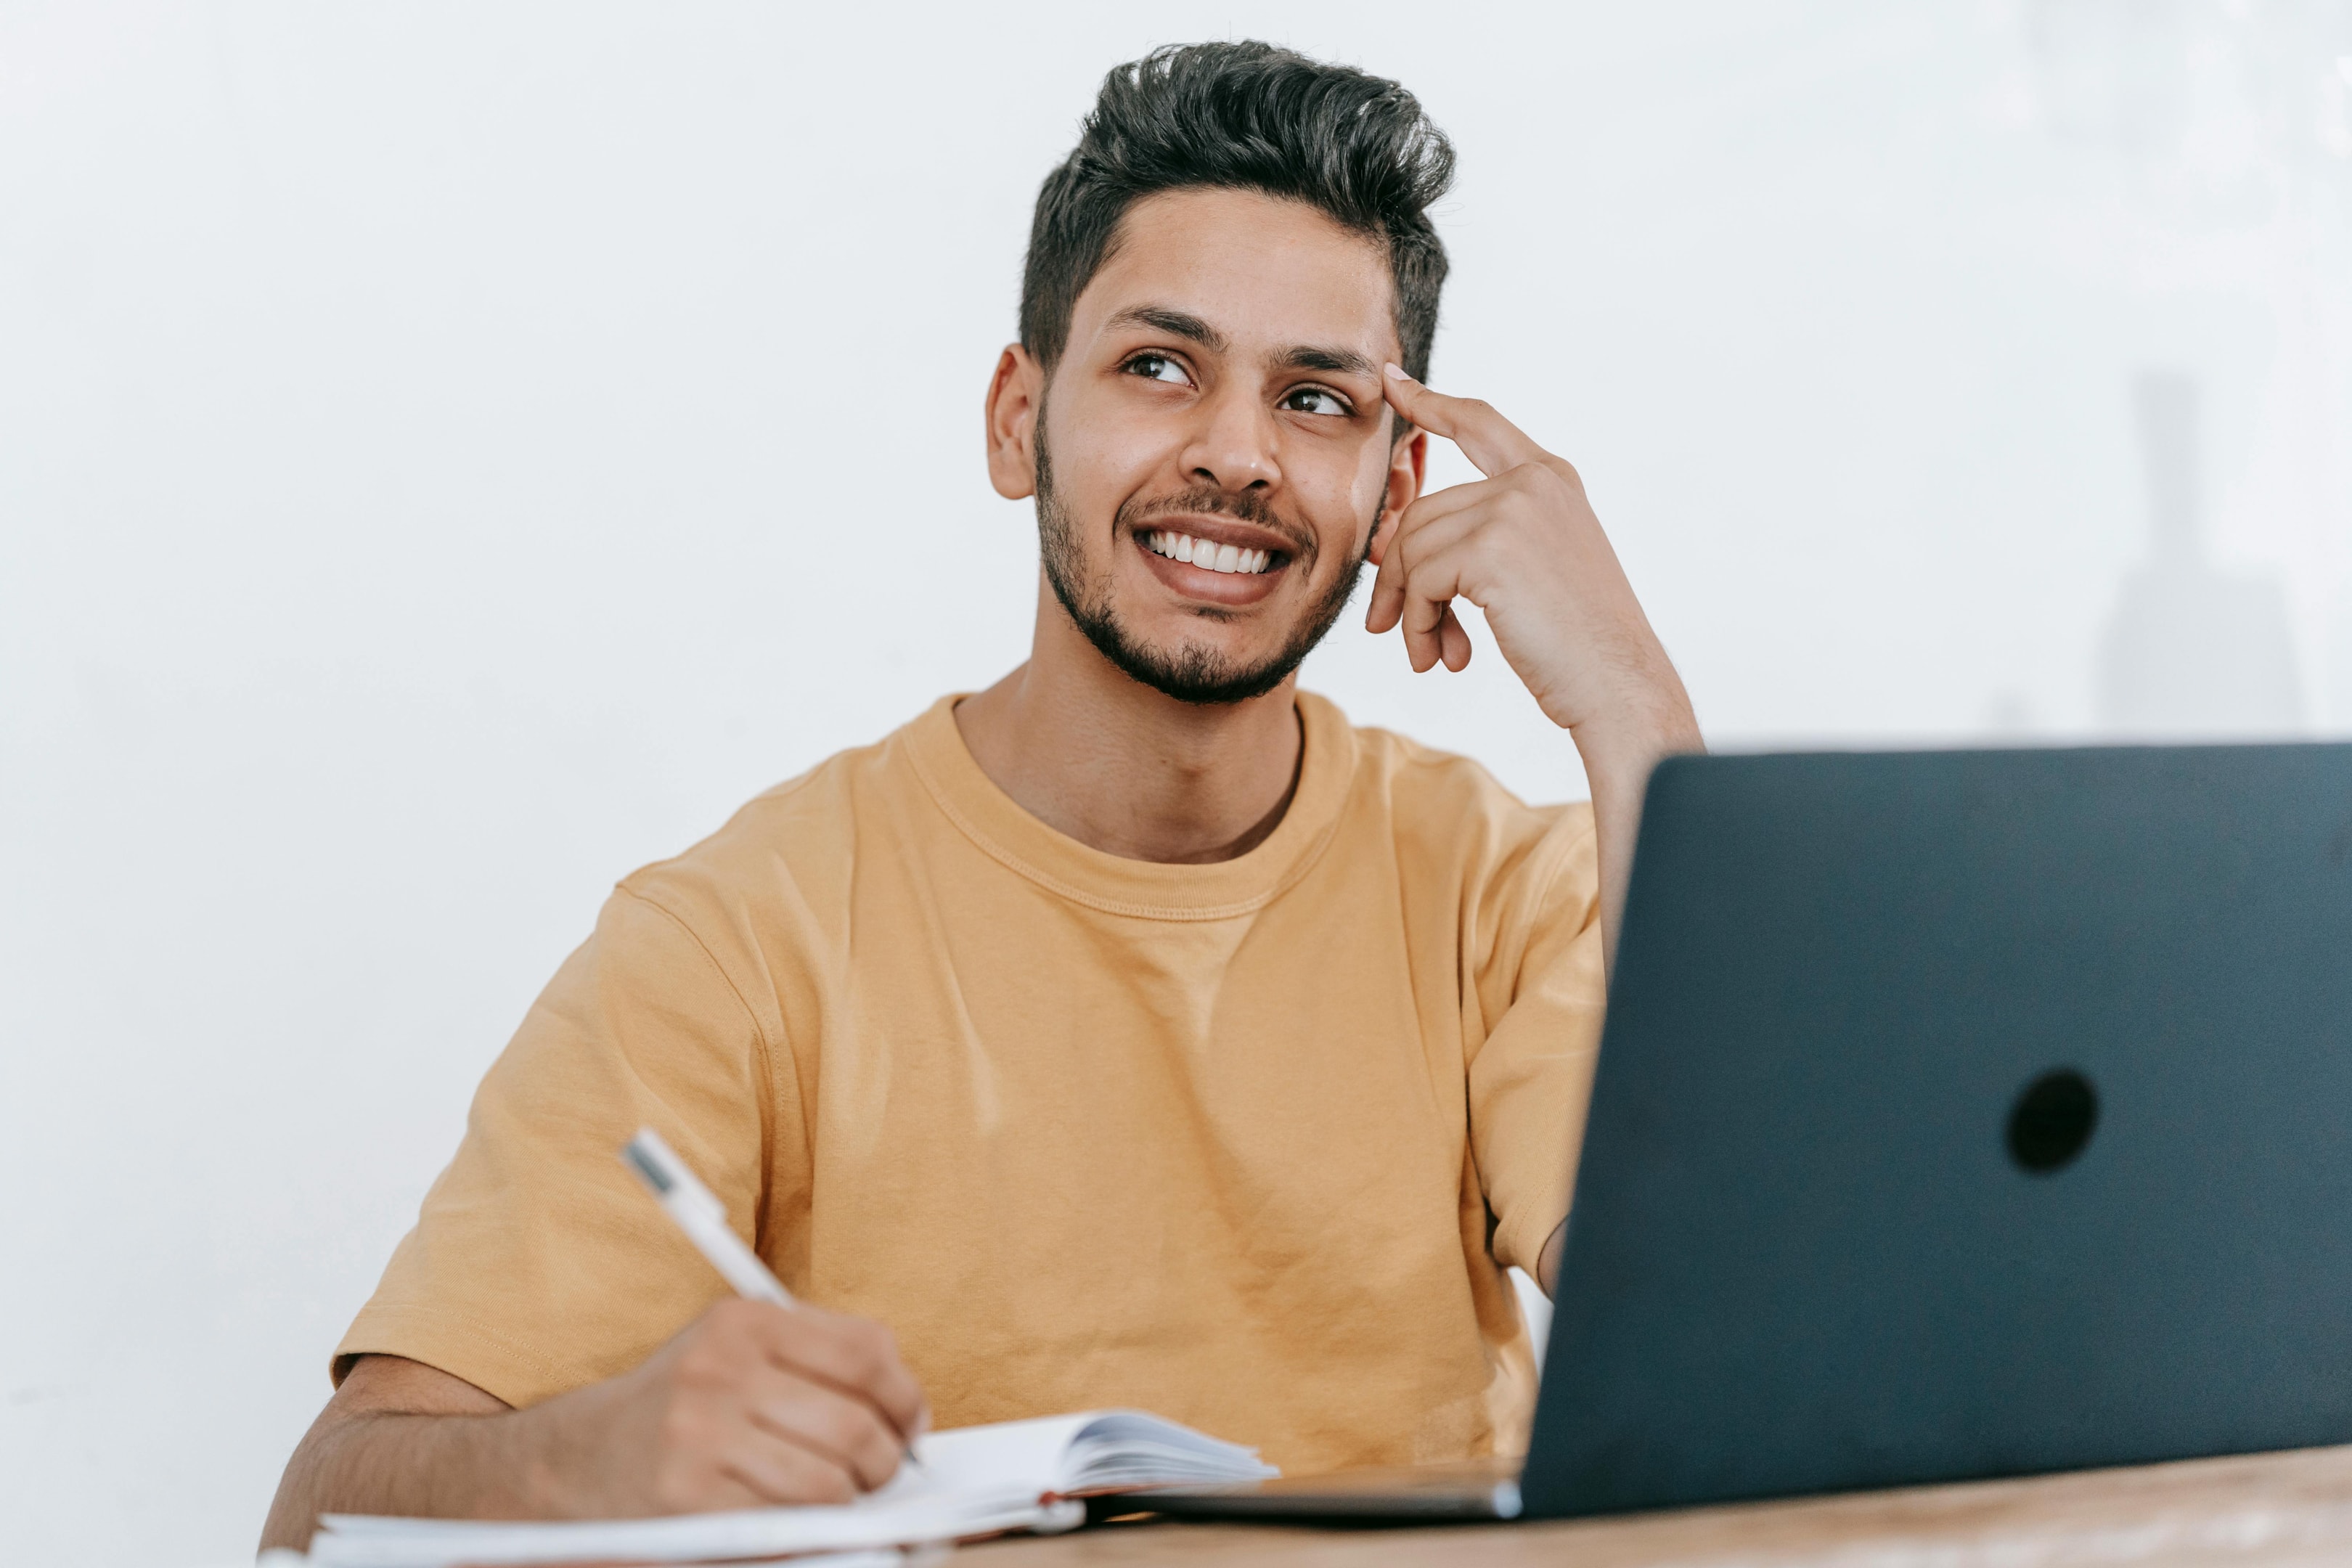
[1082,404,1190,480]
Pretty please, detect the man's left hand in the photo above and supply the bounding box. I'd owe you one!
[1368,364,1694,748]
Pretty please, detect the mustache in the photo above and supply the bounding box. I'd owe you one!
[1114,486,1315,560]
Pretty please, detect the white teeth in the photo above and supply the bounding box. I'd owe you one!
[1143,531,1277,574]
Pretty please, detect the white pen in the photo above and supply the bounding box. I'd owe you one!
[621,1127,928,1474]
[623,1127,796,1304]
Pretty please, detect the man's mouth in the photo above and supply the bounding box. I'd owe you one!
[1141,529,1278,576]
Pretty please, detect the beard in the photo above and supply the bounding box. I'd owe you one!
[1034,426,1375,707]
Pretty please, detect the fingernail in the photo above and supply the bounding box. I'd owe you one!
[1384,362,1410,381]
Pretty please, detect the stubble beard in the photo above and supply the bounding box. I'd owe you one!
[1033,425,1375,707]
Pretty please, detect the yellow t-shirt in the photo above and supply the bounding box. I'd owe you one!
[338,693,1604,1474]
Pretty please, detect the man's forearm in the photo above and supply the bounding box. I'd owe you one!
[1574,700,1704,973]
[1536,1219,1566,1298]
[259,1354,568,1552]
[264,1309,929,1550]
[260,1398,571,1552]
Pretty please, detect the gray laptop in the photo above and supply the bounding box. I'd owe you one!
[1141,742,2352,1522]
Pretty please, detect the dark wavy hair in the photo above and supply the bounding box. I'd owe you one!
[1019,41,1454,385]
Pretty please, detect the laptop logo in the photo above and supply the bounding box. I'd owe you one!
[2006,1069,2099,1174]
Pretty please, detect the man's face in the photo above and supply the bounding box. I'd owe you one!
[992,187,1424,705]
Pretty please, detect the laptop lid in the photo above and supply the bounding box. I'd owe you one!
[1524,743,2352,1518]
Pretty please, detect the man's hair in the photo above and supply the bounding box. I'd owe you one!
[1020,41,1454,383]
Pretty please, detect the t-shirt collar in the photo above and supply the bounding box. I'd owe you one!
[901,690,1357,921]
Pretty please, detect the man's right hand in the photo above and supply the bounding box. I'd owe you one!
[259,1299,931,1551]
[555,1297,929,1513]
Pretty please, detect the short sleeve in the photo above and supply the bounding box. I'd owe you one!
[332,883,793,1408]
[1466,805,1606,1279]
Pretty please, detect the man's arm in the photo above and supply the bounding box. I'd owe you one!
[1370,364,1704,972]
[260,1300,928,1554]
[1536,1220,1566,1299]
[1368,366,1697,1306]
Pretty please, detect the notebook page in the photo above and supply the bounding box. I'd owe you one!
[873,1412,1103,1500]
[1061,1412,1278,1490]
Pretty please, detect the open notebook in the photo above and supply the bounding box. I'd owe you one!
[304,1410,1277,1567]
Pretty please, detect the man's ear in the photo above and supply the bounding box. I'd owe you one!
[1368,427,1428,565]
[984,344,1046,500]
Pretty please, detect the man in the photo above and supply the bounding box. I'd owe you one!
[262,40,1700,1548]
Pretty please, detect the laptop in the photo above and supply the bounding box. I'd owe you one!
[1142,742,2352,1522]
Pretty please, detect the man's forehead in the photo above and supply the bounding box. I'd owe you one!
[1073,187,1400,364]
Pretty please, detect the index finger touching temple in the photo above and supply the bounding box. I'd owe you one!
[1381,364,1549,479]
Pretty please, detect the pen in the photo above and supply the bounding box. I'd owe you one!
[622,1127,796,1305]
[621,1127,927,1475]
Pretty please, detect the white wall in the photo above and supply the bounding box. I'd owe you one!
[3,3,2348,1561]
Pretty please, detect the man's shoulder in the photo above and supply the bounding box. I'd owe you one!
[1309,698,1597,907]
[1327,704,1590,834]
[614,704,939,923]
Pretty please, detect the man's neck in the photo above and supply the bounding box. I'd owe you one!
[953,589,1304,865]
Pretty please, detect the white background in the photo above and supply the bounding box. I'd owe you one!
[4,3,2350,1562]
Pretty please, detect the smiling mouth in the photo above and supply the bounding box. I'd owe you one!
[1141,529,1280,576]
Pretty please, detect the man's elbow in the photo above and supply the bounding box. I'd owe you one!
[258,1355,508,1553]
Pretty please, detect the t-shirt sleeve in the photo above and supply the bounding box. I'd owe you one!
[1466,803,1606,1279]
[333,881,792,1408]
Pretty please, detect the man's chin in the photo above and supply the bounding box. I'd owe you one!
[1091,629,1308,707]
[1053,555,1371,707]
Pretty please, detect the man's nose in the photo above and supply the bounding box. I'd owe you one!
[1180,383,1281,494]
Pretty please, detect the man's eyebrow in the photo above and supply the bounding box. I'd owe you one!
[1105,305,1229,354]
[1103,308,1377,380]
[1277,344,1379,379]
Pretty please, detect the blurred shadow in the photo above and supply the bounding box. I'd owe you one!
[2094,370,2303,740]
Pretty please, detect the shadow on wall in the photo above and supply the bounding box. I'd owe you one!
[2094,370,2305,740]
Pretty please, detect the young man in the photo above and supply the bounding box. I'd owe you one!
[262,41,1699,1548]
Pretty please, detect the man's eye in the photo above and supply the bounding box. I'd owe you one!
[1283,387,1349,416]
[1127,354,1190,385]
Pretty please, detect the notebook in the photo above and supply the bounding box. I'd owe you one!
[303,1410,1276,1566]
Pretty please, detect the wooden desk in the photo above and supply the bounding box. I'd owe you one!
[971,1446,2352,1567]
